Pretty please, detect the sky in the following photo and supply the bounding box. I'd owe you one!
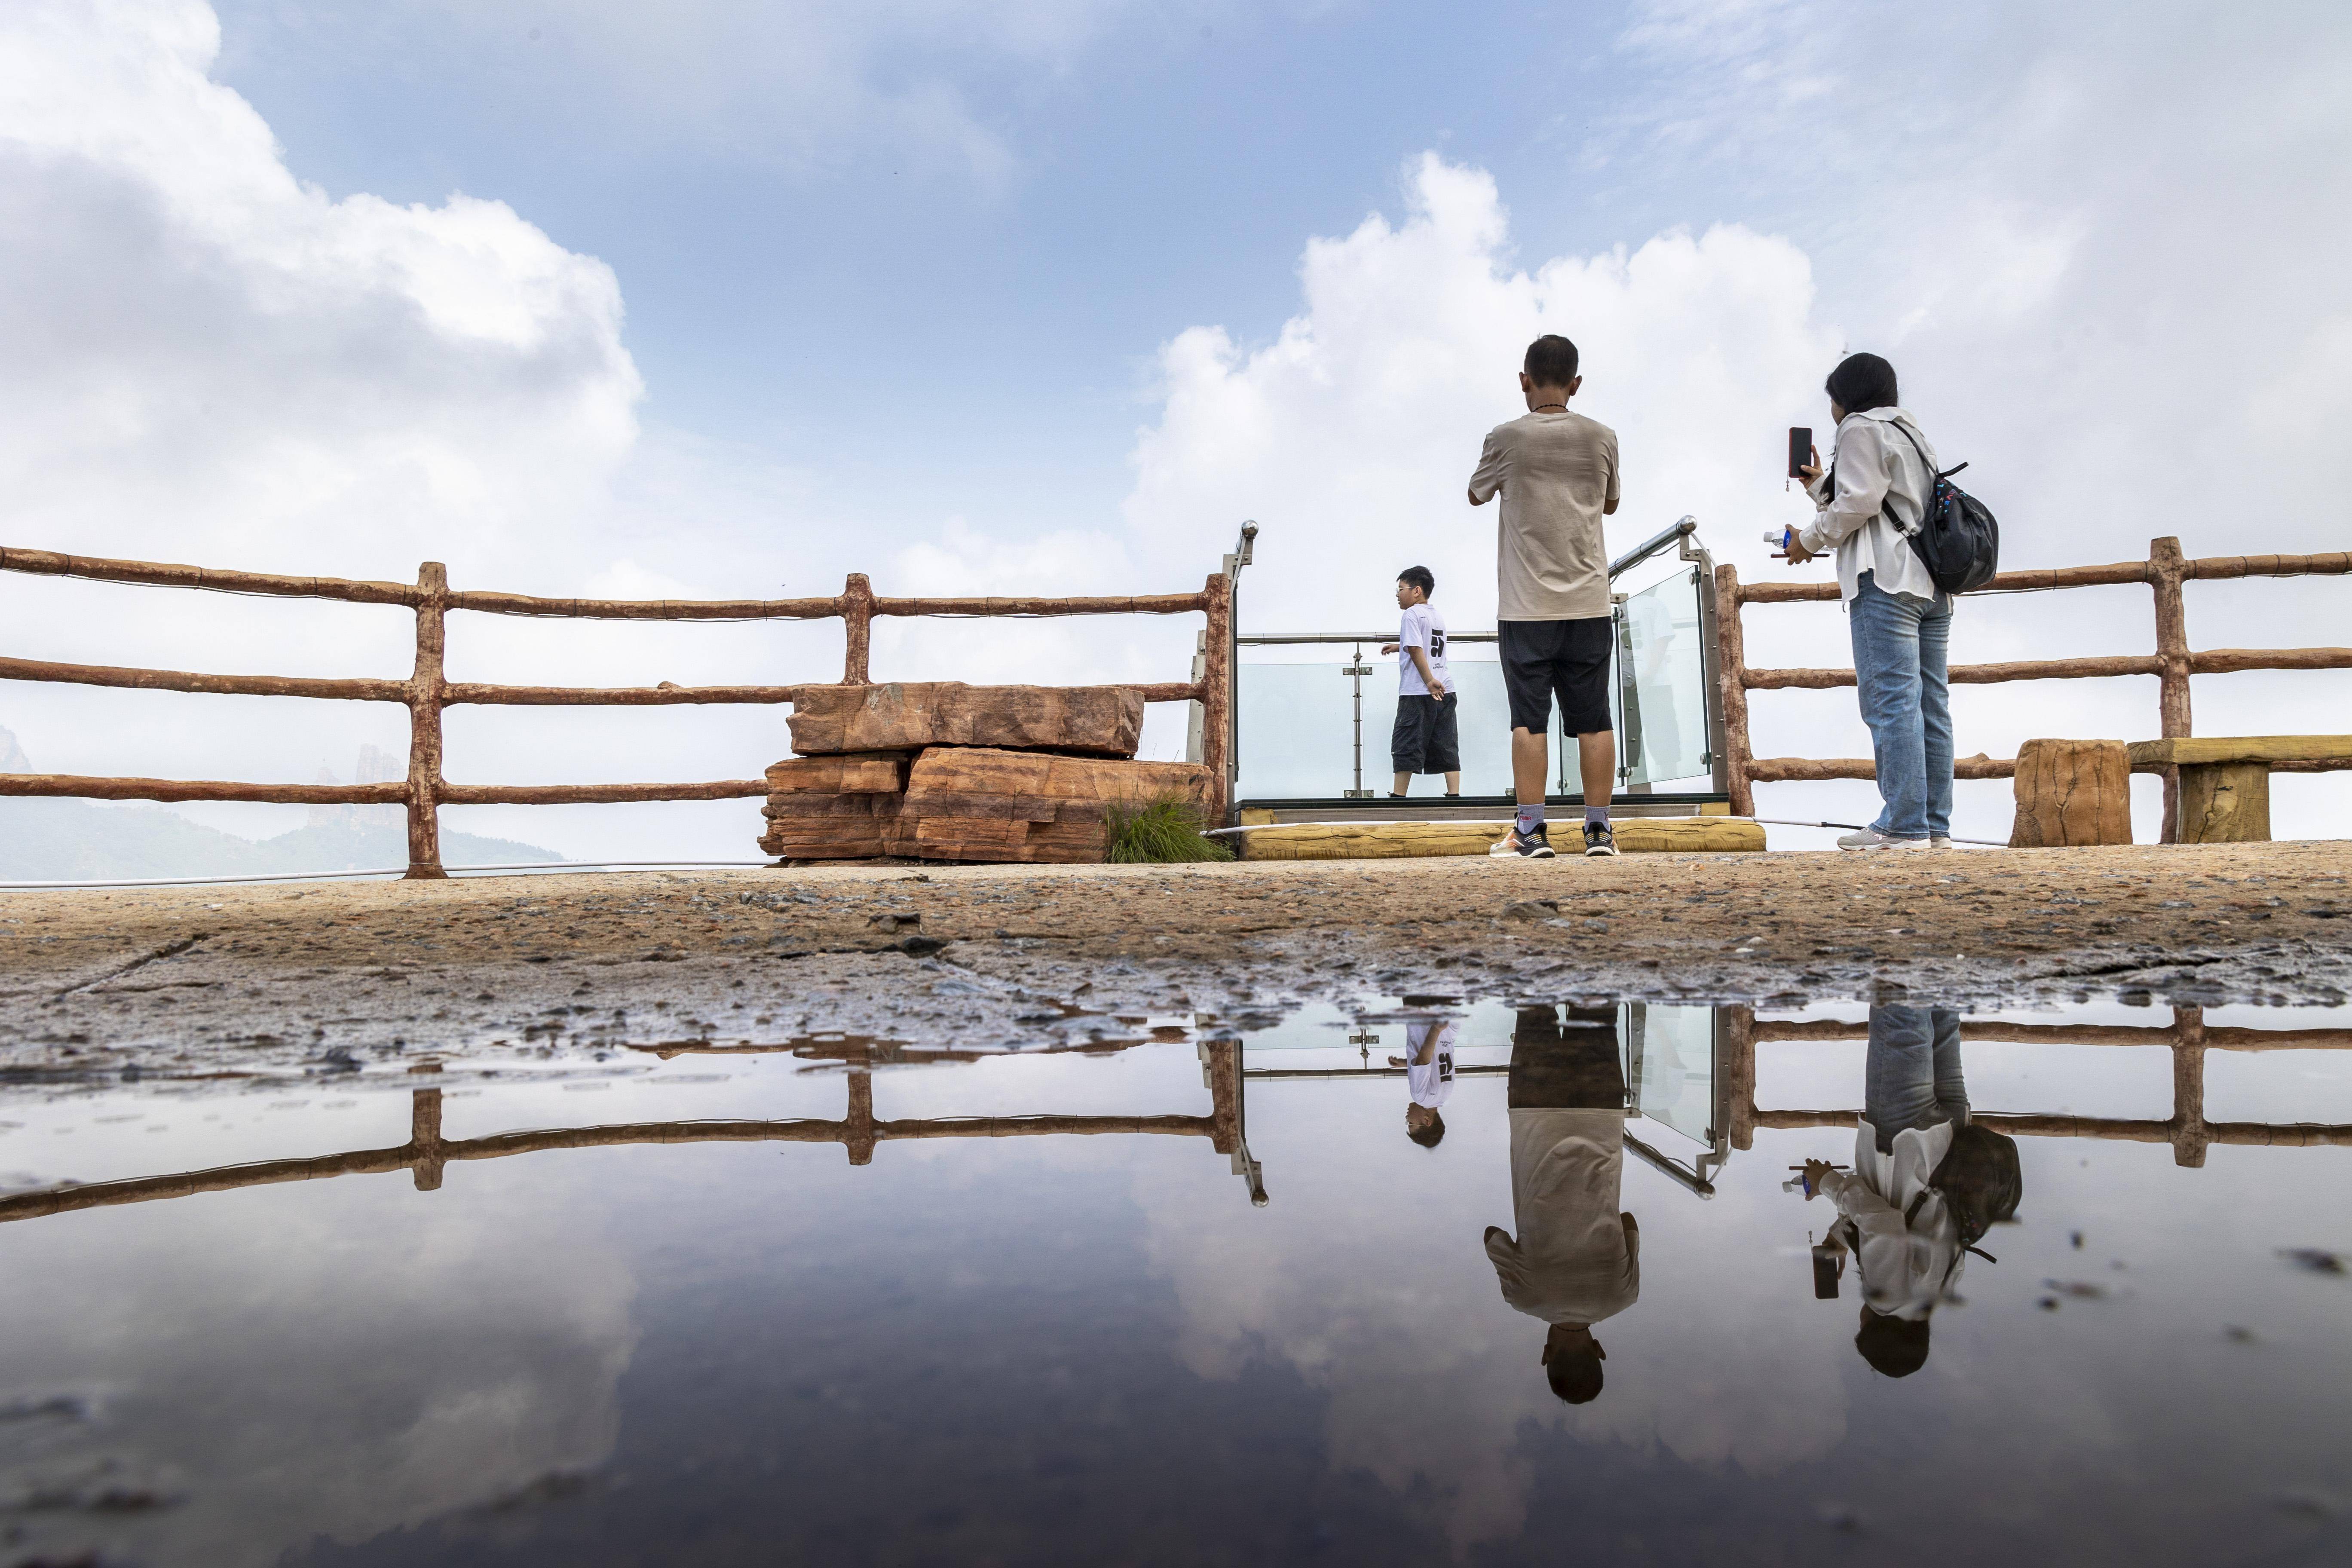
[2,0,2349,861]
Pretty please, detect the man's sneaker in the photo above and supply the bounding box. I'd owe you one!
[1489,824,1556,859]
[1836,827,1929,852]
[1583,821,1620,858]
[1930,835,1956,850]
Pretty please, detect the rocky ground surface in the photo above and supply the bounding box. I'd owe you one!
[2,840,2347,1083]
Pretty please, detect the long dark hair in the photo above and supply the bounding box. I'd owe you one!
[1825,352,1899,413]
[1931,1124,2023,1247]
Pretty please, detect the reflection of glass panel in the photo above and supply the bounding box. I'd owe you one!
[1625,1003,1718,1147]
[1619,570,1712,787]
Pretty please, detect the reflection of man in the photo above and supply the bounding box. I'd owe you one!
[1484,1005,1639,1405]
[1389,1018,1459,1148]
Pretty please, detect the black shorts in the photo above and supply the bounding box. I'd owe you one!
[1390,691,1461,774]
[1499,617,1614,736]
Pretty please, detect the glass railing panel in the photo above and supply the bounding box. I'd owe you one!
[1618,567,1713,787]
[1234,662,1360,799]
[1625,1002,1719,1148]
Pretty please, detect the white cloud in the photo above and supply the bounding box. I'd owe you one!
[1125,152,1844,636]
[0,0,643,570]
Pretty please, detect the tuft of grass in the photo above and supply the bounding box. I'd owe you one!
[1106,796,1234,864]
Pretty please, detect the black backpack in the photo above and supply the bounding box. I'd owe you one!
[1887,421,2000,594]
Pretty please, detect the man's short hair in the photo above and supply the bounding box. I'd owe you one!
[1825,352,1900,413]
[1407,1112,1446,1148]
[1399,565,1435,597]
[1546,1350,1604,1404]
[1524,334,1580,389]
[1854,1307,1931,1378]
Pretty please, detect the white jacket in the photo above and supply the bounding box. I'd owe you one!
[1818,1117,1963,1320]
[1800,407,1943,605]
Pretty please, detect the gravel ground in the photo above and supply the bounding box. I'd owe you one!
[2,840,2347,1080]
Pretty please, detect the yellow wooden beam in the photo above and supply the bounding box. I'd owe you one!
[1235,816,1764,860]
[2128,735,2352,767]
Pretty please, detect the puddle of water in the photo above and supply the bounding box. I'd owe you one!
[3,1000,2351,1566]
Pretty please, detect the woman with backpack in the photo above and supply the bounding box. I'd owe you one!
[1785,353,1957,851]
[1795,1005,2023,1378]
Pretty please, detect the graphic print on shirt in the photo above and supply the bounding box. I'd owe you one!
[1405,1020,1458,1109]
[1397,601,1452,698]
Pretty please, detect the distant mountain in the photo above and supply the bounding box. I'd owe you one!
[0,724,567,882]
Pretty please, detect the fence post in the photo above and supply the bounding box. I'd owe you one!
[844,1063,877,1166]
[1725,1005,1756,1151]
[840,573,876,685]
[2150,537,2192,844]
[1204,1039,1241,1155]
[1712,564,1755,817]
[404,561,448,879]
[2170,1005,2209,1167]
[1200,572,1234,821]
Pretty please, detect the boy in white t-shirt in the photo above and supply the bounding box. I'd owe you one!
[1381,566,1460,797]
[1389,1017,1459,1148]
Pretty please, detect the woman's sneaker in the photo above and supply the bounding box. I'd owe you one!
[1836,827,1929,852]
[1489,824,1556,858]
[1583,821,1619,857]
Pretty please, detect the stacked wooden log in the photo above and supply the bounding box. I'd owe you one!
[759,681,1211,864]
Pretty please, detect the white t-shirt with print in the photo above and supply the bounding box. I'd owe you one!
[1397,602,1451,697]
[1404,1020,1458,1109]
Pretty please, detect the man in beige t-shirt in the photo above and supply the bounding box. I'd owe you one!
[1482,1004,1639,1406]
[1466,334,1621,859]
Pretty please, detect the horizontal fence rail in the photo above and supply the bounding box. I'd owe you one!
[1726,1006,2352,1167]
[0,1041,1250,1220]
[1713,537,2352,837]
[0,549,1235,874]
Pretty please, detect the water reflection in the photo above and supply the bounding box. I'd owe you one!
[1485,1006,1640,1405]
[4,1000,2351,1567]
[1792,1006,2025,1377]
[1391,1016,1458,1148]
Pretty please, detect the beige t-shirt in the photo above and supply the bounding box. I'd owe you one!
[1483,1107,1641,1327]
[1467,410,1621,622]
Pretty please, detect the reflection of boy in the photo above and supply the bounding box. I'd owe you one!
[1389,1018,1459,1148]
[1382,566,1460,798]
[1483,1005,1639,1405]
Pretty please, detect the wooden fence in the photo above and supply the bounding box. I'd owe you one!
[0,1040,1252,1222]
[1725,1006,2352,1168]
[1712,536,2352,838]
[0,547,1234,876]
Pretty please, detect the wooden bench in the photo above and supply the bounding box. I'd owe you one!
[2127,735,2352,843]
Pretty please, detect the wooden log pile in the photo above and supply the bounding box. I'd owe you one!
[759,683,1210,864]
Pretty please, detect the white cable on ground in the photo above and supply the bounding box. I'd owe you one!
[1206,817,2009,848]
[0,860,776,893]
[1745,818,2007,848]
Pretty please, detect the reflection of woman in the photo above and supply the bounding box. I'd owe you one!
[1798,1005,2022,1376]
[1484,1006,1638,1405]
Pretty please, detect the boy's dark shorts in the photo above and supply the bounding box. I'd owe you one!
[1499,617,1614,735]
[1390,691,1460,775]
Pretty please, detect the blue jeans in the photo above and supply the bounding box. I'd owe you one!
[1864,1005,1967,1154]
[1849,569,1953,840]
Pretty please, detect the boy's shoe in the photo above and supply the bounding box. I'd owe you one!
[1489,824,1556,859]
[1583,821,1620,857]
[1930,835,1956,849]
[1836,827,1929,852]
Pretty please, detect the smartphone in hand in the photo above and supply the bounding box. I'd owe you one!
[1787,426,1813,480]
